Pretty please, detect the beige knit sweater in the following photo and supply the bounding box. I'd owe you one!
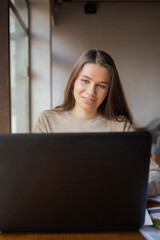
[34,110,133,133]
[34,110,160,197]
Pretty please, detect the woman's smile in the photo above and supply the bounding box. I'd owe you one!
[82,96,96,104]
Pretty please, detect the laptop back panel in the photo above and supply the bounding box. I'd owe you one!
[0,131,151,232]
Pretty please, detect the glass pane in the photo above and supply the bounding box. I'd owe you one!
[10,9,30,133]
[11,0,28,28]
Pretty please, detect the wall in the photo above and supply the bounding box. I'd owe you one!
[30,0,51,130]
[52,2,160,126]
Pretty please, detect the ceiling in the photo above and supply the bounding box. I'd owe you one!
[60,0,160,2]
[29,0,160,2]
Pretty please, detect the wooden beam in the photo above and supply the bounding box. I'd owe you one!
[0,0,11,133]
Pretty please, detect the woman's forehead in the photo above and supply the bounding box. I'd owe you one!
[77,63,110,81]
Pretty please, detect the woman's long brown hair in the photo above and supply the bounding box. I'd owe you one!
[52,49,134,128]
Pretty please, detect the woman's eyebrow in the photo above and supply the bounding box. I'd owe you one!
[80,75,91,79]
[99,81,110,84]
[80,75,109,84]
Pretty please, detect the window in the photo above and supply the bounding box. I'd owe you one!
[9,0,30,133]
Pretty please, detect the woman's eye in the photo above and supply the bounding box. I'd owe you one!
[81,79,89,84]
[98,84,106,89]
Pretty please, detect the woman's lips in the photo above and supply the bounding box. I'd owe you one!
[82,97,96,104]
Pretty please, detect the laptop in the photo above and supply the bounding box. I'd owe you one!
[0,131,151,232]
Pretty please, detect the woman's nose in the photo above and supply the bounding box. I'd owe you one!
[87,84,96,95]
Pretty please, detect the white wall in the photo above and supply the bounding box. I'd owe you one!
[52,2,160,126]
[30,0,51,130]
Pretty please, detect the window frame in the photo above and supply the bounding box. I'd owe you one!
[9,0,31,133]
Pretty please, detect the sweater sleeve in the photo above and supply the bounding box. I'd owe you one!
[148,158,160,197]
[33,112,48,133]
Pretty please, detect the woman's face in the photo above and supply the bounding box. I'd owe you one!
[72,63,110,117]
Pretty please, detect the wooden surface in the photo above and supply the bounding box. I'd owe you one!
[134,125,147,131]
[0,232,145,240]
[147,201,160,208]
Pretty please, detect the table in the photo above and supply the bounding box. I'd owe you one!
[0,202,159,240]
[0,231,145,240]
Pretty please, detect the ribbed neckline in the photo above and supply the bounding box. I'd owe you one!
[66,111,101,122]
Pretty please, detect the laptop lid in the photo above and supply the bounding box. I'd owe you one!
[0,131,151,232]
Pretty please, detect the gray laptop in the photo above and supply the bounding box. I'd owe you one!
[0,131,151,232]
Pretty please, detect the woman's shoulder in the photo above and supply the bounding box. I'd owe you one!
[36,110,54,122]
[39,109,67,119]
[34,109,68,133]
[108,116,134,132]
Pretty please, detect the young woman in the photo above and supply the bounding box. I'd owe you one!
[34,48,160,197]
[34,49,134,133]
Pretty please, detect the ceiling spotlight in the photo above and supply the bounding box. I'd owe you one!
[84,3,97,14]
